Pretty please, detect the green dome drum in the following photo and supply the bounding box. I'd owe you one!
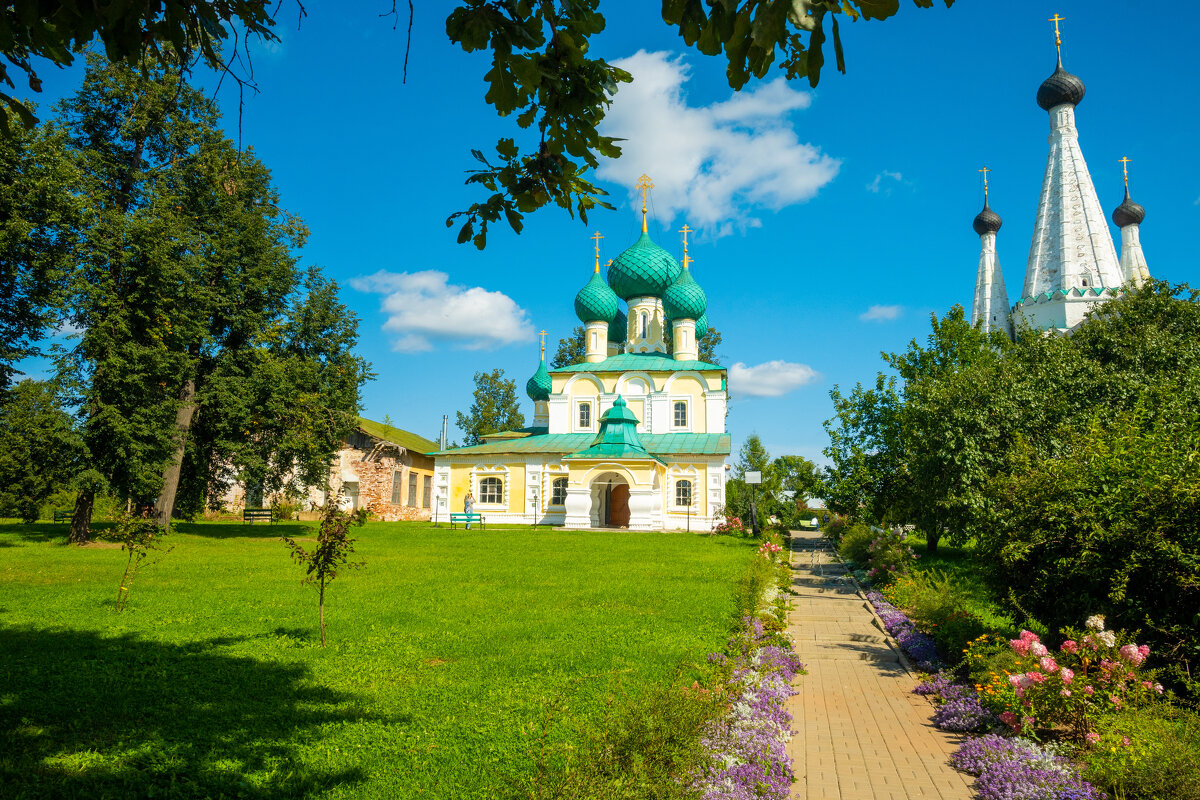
[607,232,682,300]
[574,272,620,323]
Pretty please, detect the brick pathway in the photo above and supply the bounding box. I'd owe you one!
[785,529,975,800]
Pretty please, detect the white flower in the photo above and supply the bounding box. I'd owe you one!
[1098,630,1117,647]
[1086,614,1106,631]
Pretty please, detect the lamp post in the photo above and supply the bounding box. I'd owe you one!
[745,470,762,538]
[530,486,540,530]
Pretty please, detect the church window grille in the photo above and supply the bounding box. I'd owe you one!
[550,477,568,506]
[578,402,591,429]
[390,471,404,504]
[479,477,503,504]
[422,476,431,508]
[675,480,693,507]
[673,401,688,428]
[408,473,418,507]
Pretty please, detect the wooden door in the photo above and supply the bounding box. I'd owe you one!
[608,485,630,527]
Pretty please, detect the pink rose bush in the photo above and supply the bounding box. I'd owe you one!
[980,617,1160,743]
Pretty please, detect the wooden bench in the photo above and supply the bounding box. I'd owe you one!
[243,508,276,524]
[53,510,71,523]
[449,513,484,530]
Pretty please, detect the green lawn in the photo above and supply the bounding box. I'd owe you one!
[0,521,755,799]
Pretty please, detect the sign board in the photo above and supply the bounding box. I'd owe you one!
[745,471,762,485]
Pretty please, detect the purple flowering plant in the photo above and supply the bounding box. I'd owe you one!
[951,734,1106,800]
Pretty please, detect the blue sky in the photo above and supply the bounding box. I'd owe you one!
[27,0,1199,464]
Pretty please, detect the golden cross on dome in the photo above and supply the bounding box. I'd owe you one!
[1049,14,1065,57]
[539,329,547,360]
[979,166,991,201]
[590,231,604,273]
[1119,156,1132,187]
[680,224,693,269]
[635,174,654,233]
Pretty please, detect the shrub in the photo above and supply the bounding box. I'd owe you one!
[1081,704,1200,800]
[968,617,1162,742]
[712,514,749,537]
[886,570,994,659]
[863,527,916,586]
[822,515,849,545]
[837,522,874,565]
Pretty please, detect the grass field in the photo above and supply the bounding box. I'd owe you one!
[0,520,756,799]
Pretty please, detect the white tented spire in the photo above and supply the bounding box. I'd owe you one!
[970,172,1012,339]
[1112,165,1150,288]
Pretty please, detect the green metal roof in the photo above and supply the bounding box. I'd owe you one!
[550,352,723,374]
[607,231,682,301]
[357,417,440,454]
[431,431,730,458]
[574,271,620,323]
[565,396,664,464]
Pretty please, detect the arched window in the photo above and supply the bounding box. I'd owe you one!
[639,311,648,338]
[675,479,693,507]
[550,477,568,506]
[673,400,688,428]
[479,477,503,504]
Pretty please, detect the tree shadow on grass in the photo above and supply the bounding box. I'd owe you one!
[0,626,368,799]
[0,522,72,543]
[172,521,314,540]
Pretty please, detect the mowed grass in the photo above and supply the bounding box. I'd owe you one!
[0,520,755,799]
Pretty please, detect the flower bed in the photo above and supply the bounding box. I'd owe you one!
[691,535,804,800]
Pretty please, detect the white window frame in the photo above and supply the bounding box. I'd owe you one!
[675,479,693,508]
[576,400,593,431]
[478,476,504,505]
[550,477,568,507]
[671,398,690,430]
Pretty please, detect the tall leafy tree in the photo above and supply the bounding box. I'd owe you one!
[455,369,525,446]
[49,54,370,536]
[551,326,588,369]
[770,454,822,508]
[0,109,77,389]
[0,380,82,522]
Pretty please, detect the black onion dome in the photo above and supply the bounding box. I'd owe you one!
[973,201,1002,235]
[1037,57,1086,110]
[1112,187,1145,227]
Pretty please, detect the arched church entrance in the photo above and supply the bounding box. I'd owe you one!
[590,472,630,528]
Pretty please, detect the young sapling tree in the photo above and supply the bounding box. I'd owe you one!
[282,500,366,646]
[114,511,172,612]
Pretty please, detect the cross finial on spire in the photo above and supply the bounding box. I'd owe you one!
[679,224,693,269]
[1049,14,1065,59]
[1119,156,1132,188]
[590,231,604,273]
[635,174,654,233]
[539,329,547,361]
[979,166,992,202]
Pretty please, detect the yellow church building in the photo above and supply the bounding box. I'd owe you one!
[432,179,729,530]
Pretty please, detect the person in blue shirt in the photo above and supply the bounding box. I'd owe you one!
[464,491,475,529]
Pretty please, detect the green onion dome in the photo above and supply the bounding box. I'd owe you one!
[573,271,620,324]
[607,231,683,301]
[662,267,707,321]
[525,359,552,401]
[609,309,627,344]
[695,312,709,340]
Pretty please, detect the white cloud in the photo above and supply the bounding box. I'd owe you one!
[597,50,840,237]
[867,170,903,194]
[859,304,903,322]
[351,270,534,352]
[727,360,820,397]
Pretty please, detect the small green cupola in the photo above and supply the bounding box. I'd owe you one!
[566,395,664,463]
[574,271,620,324]
[662,263,706,321]
[609,309,627,344]
[525,359,551,401]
